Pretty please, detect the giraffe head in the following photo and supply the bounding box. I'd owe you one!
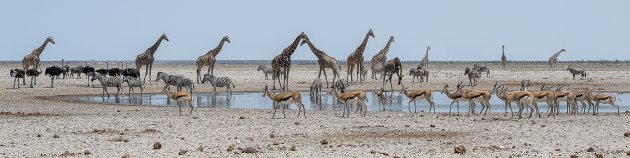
[367,29,375,38]
[298,32,309,41]
[560,48,566,52]
[389,36,395,42]
[223,36,231,43]
[46,36,56,44]
[161,34,170,41]
[299,36,310,46]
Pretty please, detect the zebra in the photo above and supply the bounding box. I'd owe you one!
[360,65,368,81]
[472,64,490,77]
[123,76,144,96]
[566,64,586,80]
[333,79,348,93]
[170,76,195,94]
[69,65,84,79]
[464,68,481,87]
[310,79,322,96]
[382,57,403,91]
[91,73,124,99]
[257,65,272,80]
[409,68,429,83]
[10,69,25,89]
[201,74,235,94]
[155,72,193,93]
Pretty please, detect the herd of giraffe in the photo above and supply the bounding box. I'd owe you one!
[12,31,620,118]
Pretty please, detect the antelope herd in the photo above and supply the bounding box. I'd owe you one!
[8,32,622,118]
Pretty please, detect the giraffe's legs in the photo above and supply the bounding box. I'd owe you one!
[142,64,149,84]
[322,67,329,88]
[148,64,153,85]
[196,65,202,84]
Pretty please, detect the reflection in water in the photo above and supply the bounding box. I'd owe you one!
[77,91,630,113]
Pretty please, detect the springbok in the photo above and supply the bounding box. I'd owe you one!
[263,85,306,118]
[585,89,620,116]
[399,84,434,113]
[330,84,367,117]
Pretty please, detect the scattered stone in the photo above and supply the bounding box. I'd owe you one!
[84,150,91,155]
[541,124,547,127]
[227,144,236,151]
[429,125,436,128]
[240,147,257,153]
[61,151,74,157]
[192,116,199,119]
[454,145,466,154]
[626,151,630,156]
[272,142,279,145]
[294,122,300,125]
[53,134,59,138]
[370,150,376,154]
[153,142,162,149]
[37,134,41,137]
[320,139,328,145]
[290,146,297,151]
[121,154,129,158]
[624,132,630,137]
[595,153,603,158]
[270,134,275,138]
[178,149,188,155]
[555,149,560,151]
[142,128,158,134]
[570,154,578,158]
[404,125,410,127]
[587,147,595,152]
[239,116,245,119]
[394,156,401,158]
[197,144,204,151]
[117,110,121,112]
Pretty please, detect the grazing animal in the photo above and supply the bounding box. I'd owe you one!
[155,72,179,92]
[374,87,387,111]
[461,86,493,116]
[123,76,144,96]
[522,82,559,117]
[309,79,322,96]
[399,84,435,113]
[421,46,430,68]
[91,73,124,98]
[585,89,619,115]
[201,74,234,94]
[26,69,41,88]
[301,37,342,87]
[370,36,394,80]
[136,34,169,83]
[382,57,403,91]
[69,65,85,79]
[566,64,586,80]
[263,85,306,118]
[82,66,95,87]
[330,84,367,117]
[464,68,480,87]
[196,36,230,83]
[45,66,64,88]
[333,79,349,93]
[271,32,308,90]
[492,83,537,118]
[10,69,25,89]
[347,29,374,84]
[172,76,194,94]
[409,67,429,83]
[548,48,566,69]
[22,36,55,85]
[473,64,490,77]
[164,87,194,115]
[257,65,272,80]
[551,85,577,116]
[122,68,140,78]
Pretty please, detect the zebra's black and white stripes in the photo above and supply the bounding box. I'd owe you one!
[257,65,272,80]
[201,74,235,94]
[156,72,194,93]
[91,73,124,98]
[123,76,144,96]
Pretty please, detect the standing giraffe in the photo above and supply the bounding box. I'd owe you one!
[300,36,341,88]
[501,45,507,69]
[421,46,430,68]
[196,36,230,83]
[347,29,375,84]
[548,48,566,69]
[135,34,169,84]
[370,36,395,80]
[22,36,55,85]
[271,32,308,90]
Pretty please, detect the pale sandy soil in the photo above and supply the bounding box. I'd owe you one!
[1,62,630,157]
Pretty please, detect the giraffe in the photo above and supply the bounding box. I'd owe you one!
[300,36,341,88]
[135,34,169,84]
[501,45,507,69]
[370,36,395,80]
[271,32,308,90]
[421,46,430,68]
[22,36,55,85]
[196,36,230,83]
[347,29,375,84]
[548,48,566,69]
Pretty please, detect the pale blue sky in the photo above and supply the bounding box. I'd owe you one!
[1,0,629,61]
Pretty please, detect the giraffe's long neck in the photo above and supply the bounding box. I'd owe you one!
[424,48,429,58]
[282,36,303,56]
[379,37,394,56]
[552,50,563,58]
[32,40,50,56]
[146,37,164,55]
[354,33,371,55]
[304,40,324,59]
[502,47,506,57]
[209,39,227,57]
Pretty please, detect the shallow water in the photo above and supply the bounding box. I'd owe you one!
[70,91,630,114]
